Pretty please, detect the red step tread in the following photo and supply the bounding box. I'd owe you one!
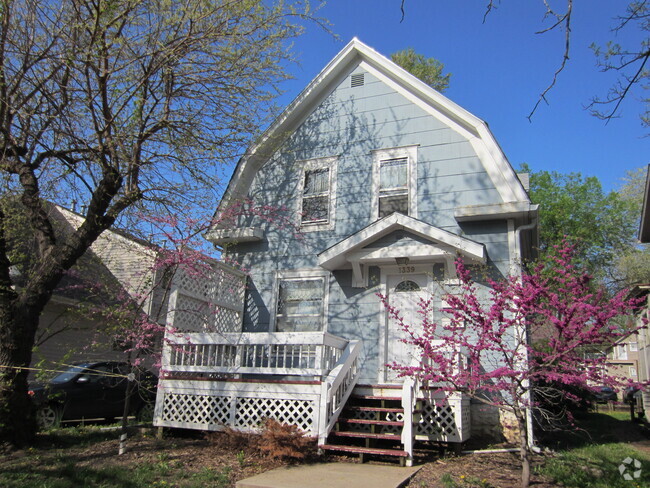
[332,431,401,440]
[320,444,408,457]
[356,384,402,389]
[351,395,401,401]
[346,406,404,413]
[338,418,403,426]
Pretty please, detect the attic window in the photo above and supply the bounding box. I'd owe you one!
[351,73,365,88]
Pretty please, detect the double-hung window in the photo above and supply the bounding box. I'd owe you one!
[372,145,417,220]
[379,158,409,217]
[299,157,337,231]
[275,272,327,332]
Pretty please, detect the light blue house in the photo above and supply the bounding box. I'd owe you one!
[154,39,538,464]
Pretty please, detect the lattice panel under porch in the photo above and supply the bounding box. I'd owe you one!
[235,397,314,433]
[160,392,232,426]
[416,399,465,442]
[157,389,317,435]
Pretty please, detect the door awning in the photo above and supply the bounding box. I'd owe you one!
[318,213,486,287]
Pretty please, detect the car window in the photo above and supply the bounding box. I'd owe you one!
[78,365,112,384]
[50,365,88,384]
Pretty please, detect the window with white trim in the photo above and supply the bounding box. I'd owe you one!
[298,157,337,231]
[630,366,637,377]
[630,342,638,352]
[275,275,327,332]
[371,145,417,220]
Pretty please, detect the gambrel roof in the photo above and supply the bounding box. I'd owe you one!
[210,38,531,232]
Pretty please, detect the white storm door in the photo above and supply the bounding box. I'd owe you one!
[383,273,430,383]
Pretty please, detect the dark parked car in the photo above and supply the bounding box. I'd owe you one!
[29,361,157,429]
[593,386,617,403]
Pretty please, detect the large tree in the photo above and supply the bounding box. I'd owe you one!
[522,165,638,285]
[615,166,650,286]
[0,0,313,446]
[390,47,450,92]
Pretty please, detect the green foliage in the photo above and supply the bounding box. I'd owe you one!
[391,47,451,92]
[540,444,650,488]
[0,427,234,488]
[614,167,650,286]
[522,164,638,284]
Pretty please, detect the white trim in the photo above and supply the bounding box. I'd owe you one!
[297,156,338,232]
[371,145,418,220]
[319,213,486,272]
[205,227,264,245]
[270,269,330,333]
[455,202,539,222]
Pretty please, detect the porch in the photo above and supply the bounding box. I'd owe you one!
[152,261,471,464]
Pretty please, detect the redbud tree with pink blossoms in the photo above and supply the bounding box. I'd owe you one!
[384,242,646,488]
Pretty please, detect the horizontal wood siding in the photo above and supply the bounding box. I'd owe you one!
[229,64,517,382]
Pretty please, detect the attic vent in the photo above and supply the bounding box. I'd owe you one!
[350,73,365,88]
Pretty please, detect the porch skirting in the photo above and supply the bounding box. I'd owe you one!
[154,379,321,435]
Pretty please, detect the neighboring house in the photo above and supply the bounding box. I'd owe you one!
[605,334,640,384]
[633,164,650,415]
[154,39,538,463]
[31,205,170,380]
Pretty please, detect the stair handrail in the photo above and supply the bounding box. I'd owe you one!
[317,340,361,445]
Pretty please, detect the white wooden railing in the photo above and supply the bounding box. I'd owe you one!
[318,340,361,445]
[401,374,422,466]
[155,332,360,437]
[163,331,348,377]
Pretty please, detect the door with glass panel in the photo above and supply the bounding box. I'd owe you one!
[383,273,429,383]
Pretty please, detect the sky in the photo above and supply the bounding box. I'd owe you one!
[277,0,649,193]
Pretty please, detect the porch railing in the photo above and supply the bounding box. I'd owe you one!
[155,331,360,436]
[162,331,348,377]
[318,340,361,445]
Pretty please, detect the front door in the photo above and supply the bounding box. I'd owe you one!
[382,272,430,383]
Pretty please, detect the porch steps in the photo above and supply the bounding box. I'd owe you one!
[320,385,411,464]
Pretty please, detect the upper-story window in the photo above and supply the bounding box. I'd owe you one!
[298,156,337,231]
[371,145,418,220]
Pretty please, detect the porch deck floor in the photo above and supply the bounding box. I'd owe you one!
[235,462,421,488]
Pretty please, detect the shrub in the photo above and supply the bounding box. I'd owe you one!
[257,418,315,460]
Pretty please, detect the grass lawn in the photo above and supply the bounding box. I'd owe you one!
[0,426,270,488]
[536,411,650,488]
[2,411,649,488]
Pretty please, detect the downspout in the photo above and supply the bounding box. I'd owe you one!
[514,218,537,265]
[514,217,538,449]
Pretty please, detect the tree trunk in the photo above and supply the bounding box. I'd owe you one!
[517,411,531,488]
[0,302,42,446]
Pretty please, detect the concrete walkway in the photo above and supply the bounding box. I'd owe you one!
[236,462,421,488]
